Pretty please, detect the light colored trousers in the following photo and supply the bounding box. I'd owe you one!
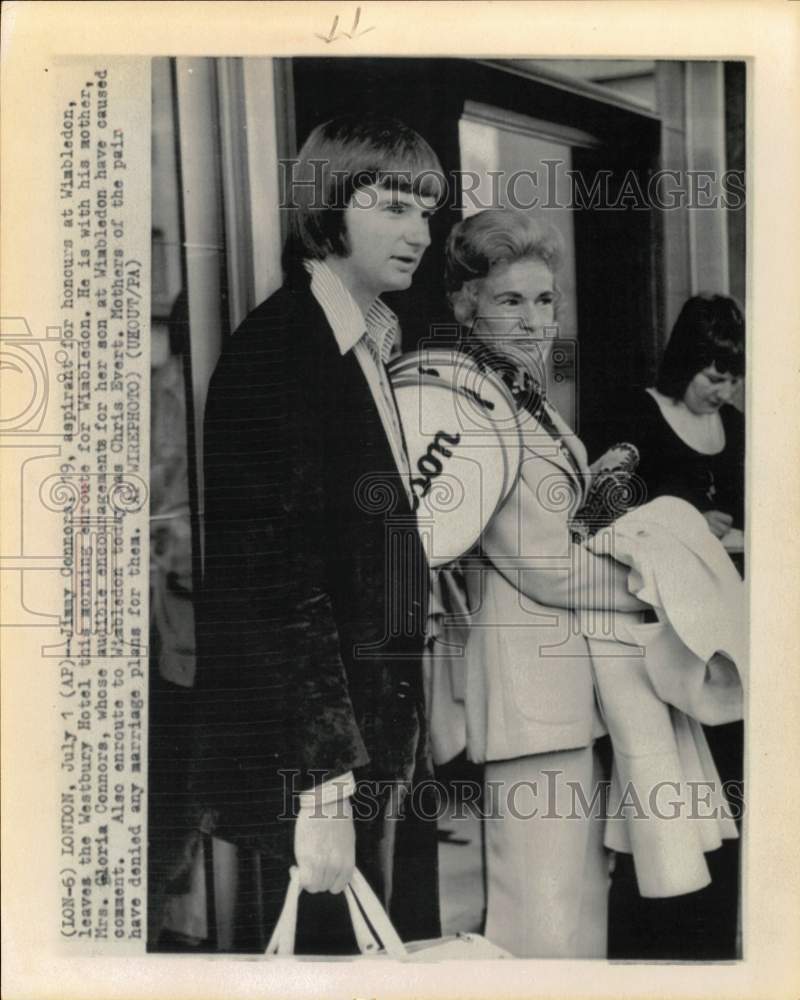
[484,745,610,959]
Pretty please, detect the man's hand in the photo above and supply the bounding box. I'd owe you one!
[704,509,734,538]
[294,795,355,894]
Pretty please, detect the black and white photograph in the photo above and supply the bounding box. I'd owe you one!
[2,4,799,999]
[147,53,748,960]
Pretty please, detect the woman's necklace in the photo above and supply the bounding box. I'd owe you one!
[706,468,717,503]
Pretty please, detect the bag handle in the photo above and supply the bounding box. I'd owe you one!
[264,866,301,956]
[342,883,383,954]
[264,867,408,959]
[346,868,407,958]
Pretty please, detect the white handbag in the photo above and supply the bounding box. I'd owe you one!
[265,867,511,961]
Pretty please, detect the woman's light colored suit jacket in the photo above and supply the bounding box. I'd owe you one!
[463,405,642,763]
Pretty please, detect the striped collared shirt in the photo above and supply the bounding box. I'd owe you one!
[304,258,413,503]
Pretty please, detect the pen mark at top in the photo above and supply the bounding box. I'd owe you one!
[315,7,376,44]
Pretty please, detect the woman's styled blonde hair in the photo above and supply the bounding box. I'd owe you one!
[445,209,565,326]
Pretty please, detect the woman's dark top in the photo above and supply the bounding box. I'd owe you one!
[622,390,745,530]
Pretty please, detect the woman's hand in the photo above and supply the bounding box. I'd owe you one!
[703,509,734,538]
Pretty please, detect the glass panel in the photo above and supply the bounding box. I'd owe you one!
[150,57,195,690]
[149,56,203,949]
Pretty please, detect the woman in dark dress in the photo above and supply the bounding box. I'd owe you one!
[607,293,746,960]
[630,294,745,537]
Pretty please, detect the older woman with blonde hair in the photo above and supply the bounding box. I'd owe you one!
[444,208,648,958]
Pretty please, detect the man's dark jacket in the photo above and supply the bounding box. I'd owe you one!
[190,267,439,949]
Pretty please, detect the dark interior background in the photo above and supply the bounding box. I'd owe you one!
[291,57,663,454]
